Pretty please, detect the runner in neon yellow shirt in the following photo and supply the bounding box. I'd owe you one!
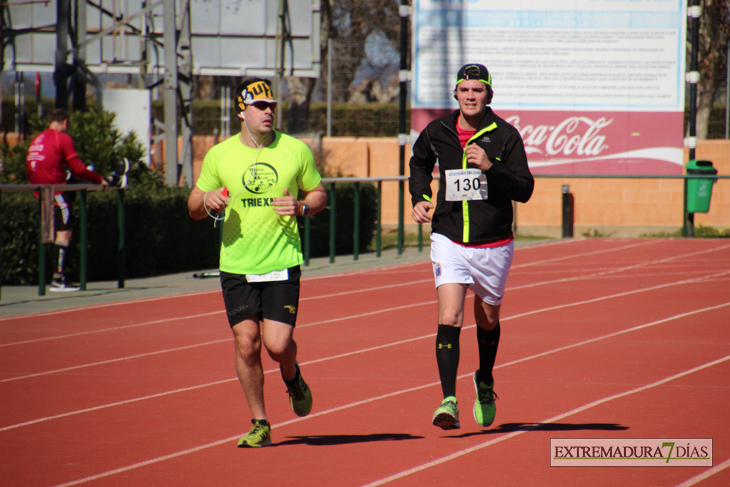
[188,78,327,448]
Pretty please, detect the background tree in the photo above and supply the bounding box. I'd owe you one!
[694,0,730,139]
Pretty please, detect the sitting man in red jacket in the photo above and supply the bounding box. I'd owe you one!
[26,109,128,291]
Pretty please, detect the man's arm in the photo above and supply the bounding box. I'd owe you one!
[188,186,228,220]
[60,133,105,185]
[408,127,438,207]
[468,131,533,203]
[486,132,534,203]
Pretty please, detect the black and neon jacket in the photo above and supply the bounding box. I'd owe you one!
[409,108,534,244]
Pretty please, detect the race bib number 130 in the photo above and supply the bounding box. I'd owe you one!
[445,169,488,201]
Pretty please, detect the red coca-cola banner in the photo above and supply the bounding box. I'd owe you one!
[412,109,684,175]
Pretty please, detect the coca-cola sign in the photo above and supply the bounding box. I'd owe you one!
[411,109,684,175]
[506,115,613,158]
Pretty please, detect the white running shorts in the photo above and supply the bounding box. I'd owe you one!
[430,232,514,305]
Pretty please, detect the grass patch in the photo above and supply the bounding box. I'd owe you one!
[582,228,615,238]
[640,225,730,238]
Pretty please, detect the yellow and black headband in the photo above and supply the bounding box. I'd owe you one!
[236,80,276,113]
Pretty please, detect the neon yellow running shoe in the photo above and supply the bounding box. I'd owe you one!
[473,373,498,427]
[432,396,460,430]
[237,420,272,448]
[282,362,312,417]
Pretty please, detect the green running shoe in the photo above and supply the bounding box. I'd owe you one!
[473,373,498,427]
[237,420,272,448]
[432,396,460,430]
[282,362,312,417]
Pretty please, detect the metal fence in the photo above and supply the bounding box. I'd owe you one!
[2,173,728,298]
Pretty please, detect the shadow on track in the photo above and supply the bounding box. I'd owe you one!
[277,433,424,447]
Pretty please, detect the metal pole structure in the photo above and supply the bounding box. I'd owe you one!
[79,189,87,290]
[38,193,46,296]
[353,182,360,260]
[376,181,382,258]
[726,40,729,140]
[72,0,87,111]
[397,1,411,256]
[274,0,286,131]
[0,190,2,300]
[685,1,701,237]
[329,183,336,263]
[178,0,193,186]
[117,189,126,288]
[55,0,70,109]
[163,0,179,187]
[327,37,332,137]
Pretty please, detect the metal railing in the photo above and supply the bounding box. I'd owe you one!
[1,173,726,298]
[0,184,125,298]
[308,176,422,266]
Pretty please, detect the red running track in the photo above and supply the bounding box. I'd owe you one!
[1,238,729,486]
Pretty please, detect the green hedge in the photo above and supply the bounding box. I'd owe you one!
[0,183,377,286]
[302,182,377,258]
[0,189,220,285]
[2,99,408,137]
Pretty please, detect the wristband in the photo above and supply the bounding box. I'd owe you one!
[300,203,310,217]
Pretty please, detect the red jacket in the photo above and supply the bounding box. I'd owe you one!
[26,128,103,189]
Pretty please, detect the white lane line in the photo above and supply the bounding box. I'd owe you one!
[510,239,660,269]
[49,353,730,487]
[0,299,439,383]
[7,242,729,347]
[0,339,230,383]
[506,270,730,317]
[0,239,656,323]
[8,247,727,350]
[0,280,435,348]
[508,244,730,291]
[674,457,730,487]
[361,354,730,487]
[0,289,222,322]
[3,269,727,382]
[0,262,433,323]
[0,333,436,432]
[0,311,223,348]
[4,265,728,384]
[4,299,727,440]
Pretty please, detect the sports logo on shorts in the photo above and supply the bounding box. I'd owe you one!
[243,163,278,193]
[284,305,297,314]
[434,262,442,278]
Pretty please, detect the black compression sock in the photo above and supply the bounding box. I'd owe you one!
[436,325,461,398]
[476,322,501,385]
[54,243,68,276]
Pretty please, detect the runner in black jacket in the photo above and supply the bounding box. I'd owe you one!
[409,63,534,431]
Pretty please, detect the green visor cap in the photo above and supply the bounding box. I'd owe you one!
[456,64,491,87]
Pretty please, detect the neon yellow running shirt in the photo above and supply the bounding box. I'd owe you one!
[196,132,322,275]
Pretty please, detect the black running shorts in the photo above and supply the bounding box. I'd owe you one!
[220,266,301,328]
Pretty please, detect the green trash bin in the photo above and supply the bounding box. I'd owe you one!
[685,160,718,213]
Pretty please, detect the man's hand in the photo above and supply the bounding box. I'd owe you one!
[465,144,492,172]
[272,188,299,216]
[188,186,227,220]
[205,187,229,213]
[412,200,434,224]
[100,178,110,190]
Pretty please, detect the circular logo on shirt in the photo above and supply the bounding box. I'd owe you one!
[242,163,278,194]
